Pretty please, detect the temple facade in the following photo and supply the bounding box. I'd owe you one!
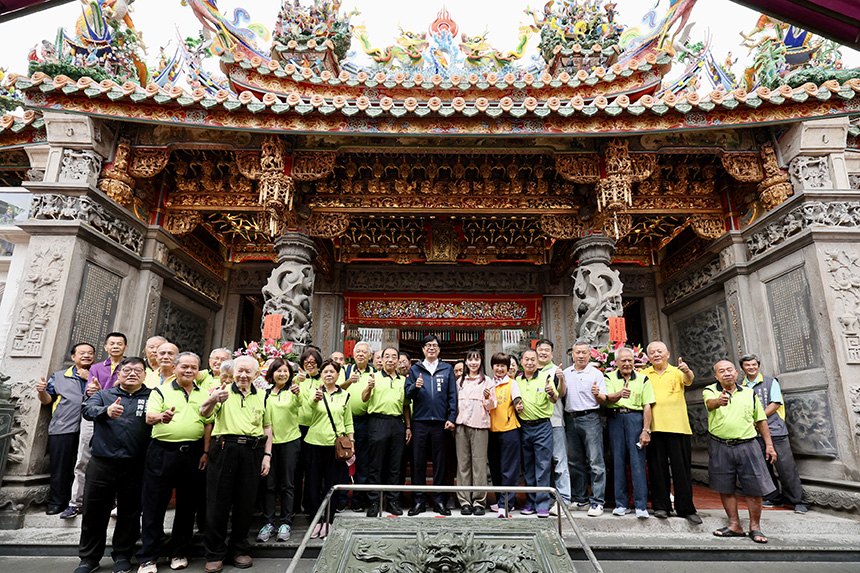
[1,0,860,521]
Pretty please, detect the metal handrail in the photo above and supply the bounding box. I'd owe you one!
[285,484,603,573]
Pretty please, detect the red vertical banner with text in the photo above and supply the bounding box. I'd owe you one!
[608,317,627,344]
[344,340,357,359]
[262,314,283,340]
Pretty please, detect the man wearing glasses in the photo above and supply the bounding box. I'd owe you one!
[405,335,457,516]
[74,357,152,573]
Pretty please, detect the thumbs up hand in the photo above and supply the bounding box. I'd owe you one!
[591,381,600,397]
[415,374,424,389]
[545,378,555,398]
[719,389,730,407]
[214,383,230,403]
[678,356,691,374]
[161,406,176,424]
[621,379,631,399]
[367,375,376,391]
[296,368,307,383]
[313,384,324,402]
[107,397,124,419]
[555,367,563,380]
[290,382,300,395]
[36,376,47,393]
[86,376,101,397]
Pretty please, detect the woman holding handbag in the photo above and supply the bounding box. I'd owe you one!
[300,359,354,538]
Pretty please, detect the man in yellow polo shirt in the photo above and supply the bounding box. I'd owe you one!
[200,356,272,572]
[144,342,178,388]
[363,346,411,517]
[138,352,213,573]
[339,341,376,512]
[643,341,701,524]
[705,360,777,544]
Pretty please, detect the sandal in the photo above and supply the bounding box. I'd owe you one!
[749,529,768,544]
[713,526,746,538]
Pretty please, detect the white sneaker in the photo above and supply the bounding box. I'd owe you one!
[636,509,650,519]
[169,557,188,570]
[587,503,604,517]
[138,561,157,573]
[612,506,630,516]
[570,502,590,511]
[111,506,118,518]
[549,503,559,516]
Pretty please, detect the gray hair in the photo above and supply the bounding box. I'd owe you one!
[739,353,760,366]
[571,340,591,350]
[233,355,260,373]
[174,351,201,366]
[615,346,635,358]
[209,347,232,359]
[219,359,234,375]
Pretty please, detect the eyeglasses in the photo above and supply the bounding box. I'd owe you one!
[424,343,440,348]
[303,360,317,367]
[121,368,145,375]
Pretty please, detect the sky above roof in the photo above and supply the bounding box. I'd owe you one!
[0,1,858,84]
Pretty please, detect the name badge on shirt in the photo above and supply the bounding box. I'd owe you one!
[135,398,147,417]
[436,375,443,392]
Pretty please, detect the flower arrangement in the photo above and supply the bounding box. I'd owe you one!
[234,339,298,366]
[590,342,649,373]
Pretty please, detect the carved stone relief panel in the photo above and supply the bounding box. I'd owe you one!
[155,297,208,358]
[789,155,833,190]
[746,200,860,258]
[687,402,709,450]
[59,148,102,186]
[9,245,67,357]
[784,389,838,457]
[823,249,860,364]
[674,303,731,387]
[765,267,820,373]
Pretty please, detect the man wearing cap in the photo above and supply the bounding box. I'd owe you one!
[200,355,272,572]
[137,352,213,573]
[706,360,777,544]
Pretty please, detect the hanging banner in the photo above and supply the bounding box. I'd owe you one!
[262,314,283,340]
[608,316,627,343]
[343,294,542,327]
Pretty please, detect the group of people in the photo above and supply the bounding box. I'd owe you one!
[39,331,807,573]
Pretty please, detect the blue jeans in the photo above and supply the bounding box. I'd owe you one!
[521,421,553,511]
[565,412,606,505]
[607,411,648,511]
[551,426,571,504]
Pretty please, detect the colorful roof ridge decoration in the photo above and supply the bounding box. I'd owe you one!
[27,0,148,85]
[271,0,356,63]
[0,109,43,135]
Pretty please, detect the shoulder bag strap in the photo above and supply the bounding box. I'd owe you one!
[321,391,341,436]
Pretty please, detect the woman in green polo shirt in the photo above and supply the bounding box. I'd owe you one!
[293,348,323,516]
[301,359,354,539]
[257,359,302,544]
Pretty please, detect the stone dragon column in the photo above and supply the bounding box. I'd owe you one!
[571,236,623,347]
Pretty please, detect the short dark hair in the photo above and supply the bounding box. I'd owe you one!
[105,332,127,344]
[70,343,95,356]
[319,358,341,375]
[521,348,537,359]
[118,356,145,370]
[299,348,323,369]
[535,339,554,351]
[265,358,294,387]
[740,354,760,366]
[399,351,410,361]
[491,352,510,367]
[423,334,441,347]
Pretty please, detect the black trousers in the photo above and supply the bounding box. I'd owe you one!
[137,440,204,563]
[263,438,301,526]
[48,432,79,510]
[79,455,144,564]
[367,416,406,506]
[293,426,308,514]
[349,415,370,508]
[204,440,264,561]
[304,443,344,524]
[412,420,447,505]
[647,432,696,516]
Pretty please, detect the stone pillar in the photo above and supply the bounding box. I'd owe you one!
[484,330,503,363]
[778,116,851,192]
[0,228,31,363]
[571,236,623,347]
[310,293,344,357]
[262,232,317,352]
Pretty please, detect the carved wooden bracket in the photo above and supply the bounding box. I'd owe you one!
[98,137,135,206]
[721,153,764,182]
[129,148,170,179]
[539,214,583,239]
[690,214,726,240]
[235,150,262,180]
[306,212,350,238]
[757,143,793,210]
[292,151,336,181]
[555,154,600,183]
[164,210,201,236]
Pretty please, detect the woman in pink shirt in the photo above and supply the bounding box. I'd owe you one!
[454,350,497,515]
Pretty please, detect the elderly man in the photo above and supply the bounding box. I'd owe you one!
[740,354,807,514]
[405,335,457,516]
[534,339,570,514]
[137,352,213,573]
[90,332,128,390]
[197,348,232,391]
[563,341,606,517]
[643,341,702,524]
[145,342,178,388]
[330,351,346,368]
[37,343,95,516]
[706,360,777,544]
[74,357,152,573]
[200,356,272,572]
[340,341,376,512]
[605,347,655,518]
[144,336,167,373]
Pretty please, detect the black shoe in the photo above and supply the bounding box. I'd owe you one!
[473,505,485,516]
[408,502,426,516]
[366,505,380,518]
[433,503,451,516]
[654,509,669,519]
[73,562,99,573]
[46,505,63,515]
[385,501,403,516]
[684,513,703,525]
[113,558,132,573]
[460,504,473,516]
[335,503,348,513]
[351,503,366,513]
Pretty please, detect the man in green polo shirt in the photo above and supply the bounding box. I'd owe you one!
[364,346,411,517]
[138,352,213,573]
[605,347,655,519]
[705,360,777,544]
[200,356,272,572]
[340,341,375,512]
[516,349,558,517]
